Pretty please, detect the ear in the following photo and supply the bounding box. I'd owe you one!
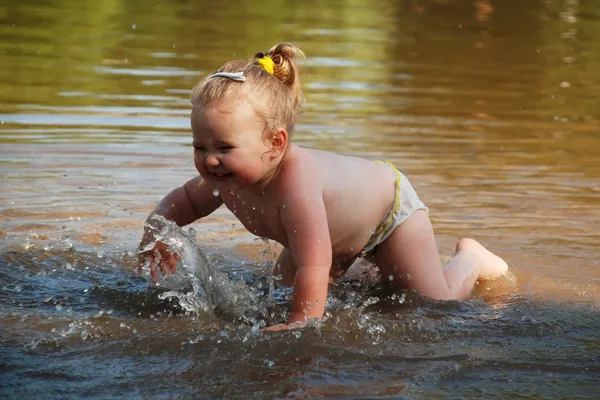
[269,128,288,158]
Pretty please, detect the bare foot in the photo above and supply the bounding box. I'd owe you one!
[456,238,508,280]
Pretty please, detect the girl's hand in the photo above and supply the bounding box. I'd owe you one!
[263,321,306,332]
[136,240,180,282]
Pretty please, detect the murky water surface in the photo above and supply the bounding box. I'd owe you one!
[1,0,599,398]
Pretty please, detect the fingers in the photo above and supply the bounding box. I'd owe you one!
[167,254,178,274]
[152,248,167,277]
[287,320,307,330]
[157,245,179,275]
[137,239,181,283]
[137,243,180,282]
[264,320,307,332]
[149,255,158,282]
[264,323,290,332]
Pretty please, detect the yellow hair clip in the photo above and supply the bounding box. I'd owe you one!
[257,56,275,75]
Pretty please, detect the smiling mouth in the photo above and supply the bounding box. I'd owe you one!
[211,172,234,181]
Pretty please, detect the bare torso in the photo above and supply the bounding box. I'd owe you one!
[219,145,397,276]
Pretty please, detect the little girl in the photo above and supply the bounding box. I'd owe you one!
[138,43,509,331]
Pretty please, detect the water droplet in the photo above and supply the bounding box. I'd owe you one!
[521,316,538,324]
[212,188,220,197]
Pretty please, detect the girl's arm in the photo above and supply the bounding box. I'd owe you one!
[276,175,332,327]
[138,176,223,280]
[146,176,222,227]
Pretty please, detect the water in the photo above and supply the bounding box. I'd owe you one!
[138,215,269,323]
[1,0,600,398]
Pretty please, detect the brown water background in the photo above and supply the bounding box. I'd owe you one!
[1,0,599,398]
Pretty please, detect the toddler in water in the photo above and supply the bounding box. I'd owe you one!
[137,43,509,331]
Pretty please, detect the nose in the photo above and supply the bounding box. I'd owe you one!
[205,153,219,168]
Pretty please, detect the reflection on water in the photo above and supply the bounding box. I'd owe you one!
[1,0,599,398]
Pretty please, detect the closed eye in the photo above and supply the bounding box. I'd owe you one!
[219,146,234,153]
[194,146,207,152]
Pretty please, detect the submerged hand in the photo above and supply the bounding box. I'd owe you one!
[136,241,180,282]
[263,321,306,332]
[264,323,290,332]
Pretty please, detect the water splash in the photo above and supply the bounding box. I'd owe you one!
[139,215,267,324]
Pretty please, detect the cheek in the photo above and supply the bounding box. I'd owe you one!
[193,152,206,173]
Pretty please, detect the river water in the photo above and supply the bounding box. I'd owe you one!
[1,0,599,398]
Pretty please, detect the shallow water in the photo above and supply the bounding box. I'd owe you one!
[1,0,599,398]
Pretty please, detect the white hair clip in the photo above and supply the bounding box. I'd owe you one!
[208,71,246,82]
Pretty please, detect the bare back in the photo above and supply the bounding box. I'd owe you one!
[219,145,397,261]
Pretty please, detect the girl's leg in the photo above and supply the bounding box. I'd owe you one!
[373,210,508,300]
[274,248,355,287]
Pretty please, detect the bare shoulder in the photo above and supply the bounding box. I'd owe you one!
[305,147,390,185]
[279,146,392,188]
[182,175,222,214]
[278,146,320,183]
[183,175,216,197]
[275,146,324,199]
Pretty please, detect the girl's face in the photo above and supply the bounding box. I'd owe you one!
[191,95,278,191]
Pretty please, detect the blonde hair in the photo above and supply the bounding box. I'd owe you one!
[190,43,305,138]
